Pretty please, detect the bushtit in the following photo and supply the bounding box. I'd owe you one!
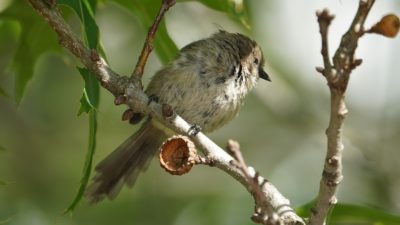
[86,30,270,203]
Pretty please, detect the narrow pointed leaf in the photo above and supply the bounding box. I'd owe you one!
[77,67,99,115]
[57,0,101,212]
[65,110,97,213]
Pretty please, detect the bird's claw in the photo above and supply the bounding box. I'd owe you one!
[147,94,159,105]
[188,124,202,137]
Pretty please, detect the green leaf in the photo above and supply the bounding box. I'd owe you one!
[65,110,97,213]
[0,1,61,103]
[153,21,177,64]
[58,0,99,49]
[58,0,101,115]
[329,203,400,225]
[0,145,6,151]
[78,93,92,115]
[296,201,400,225]
[110,0,178,64]
[296,199,314,218]
[77,67,99,115]
[0,180,7,186]
[57,0,101,212]
[180,0,251,29]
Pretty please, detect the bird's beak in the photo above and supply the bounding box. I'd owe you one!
[259,68,271,81]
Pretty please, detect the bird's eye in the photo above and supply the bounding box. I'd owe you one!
[254,58,259,64]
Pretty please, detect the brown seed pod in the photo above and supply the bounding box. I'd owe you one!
[159,135,197,175]
[368,14,400,38]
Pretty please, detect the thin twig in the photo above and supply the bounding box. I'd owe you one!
[311,1,375,225]
[27,1,304,224]
[131,0,176,80]
[27,0,128,96]
[316,10,335,79]
[331,0,375,92]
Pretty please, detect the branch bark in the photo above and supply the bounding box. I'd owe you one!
[311,1,376,225]
[226,140,280,225]
[27,0,304,224]
[131,0,176,80]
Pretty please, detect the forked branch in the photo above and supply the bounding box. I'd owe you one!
[311,1,376,224]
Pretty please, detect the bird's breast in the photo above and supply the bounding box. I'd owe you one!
[171,78,243,132]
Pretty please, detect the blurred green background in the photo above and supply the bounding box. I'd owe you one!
[1,0,400,224]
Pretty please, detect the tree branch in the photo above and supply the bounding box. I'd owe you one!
[315,10,334,78]
[131,0,176,80]
[226,140,280,225]
[153,99,304,225]
[311,1,375,224]
[27,0,304,224]
[28,0,128,96]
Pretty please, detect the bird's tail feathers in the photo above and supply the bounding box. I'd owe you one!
[85,121,166,204]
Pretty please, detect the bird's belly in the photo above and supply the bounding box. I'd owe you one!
[155,75,243,133]
[173,91,240,133]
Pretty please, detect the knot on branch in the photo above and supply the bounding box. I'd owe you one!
[326,156,340,166]
[121,109,144,124]
[322,170,343,187]
[90,49,101,62]
[163,0,176,8]
[251,211,282,225]
[162,103,174,118]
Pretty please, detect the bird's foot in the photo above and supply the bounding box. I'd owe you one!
[188,124,202,137]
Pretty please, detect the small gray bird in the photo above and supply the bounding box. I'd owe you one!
[86,30,270,203]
